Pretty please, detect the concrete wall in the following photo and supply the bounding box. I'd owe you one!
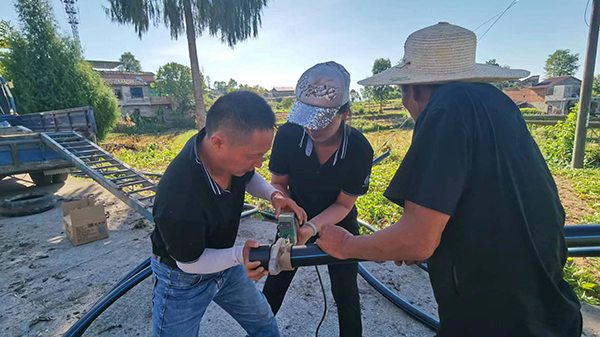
[547,84,581,101]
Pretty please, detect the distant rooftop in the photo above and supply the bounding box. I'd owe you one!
[98,70,155,76]
[534,76,580,88]
[272,87,294,92]
[87,60,121,70]
[104,78,147,86]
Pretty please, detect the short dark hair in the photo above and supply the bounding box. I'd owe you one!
[206,91,276,142]
[337,102,350,115]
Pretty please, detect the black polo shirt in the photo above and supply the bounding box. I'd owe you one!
[384,82,581,336]
[151,129,253,263]
[269,122,373,233]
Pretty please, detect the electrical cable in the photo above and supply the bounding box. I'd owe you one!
[478,0,520,42]
[473,13,500,32]
[314,265,327,337]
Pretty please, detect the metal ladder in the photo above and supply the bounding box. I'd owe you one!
[40,131,155,221]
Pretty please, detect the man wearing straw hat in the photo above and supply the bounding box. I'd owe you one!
[316,22,582,336]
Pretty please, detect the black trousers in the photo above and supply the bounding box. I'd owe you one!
[262,228,362,337]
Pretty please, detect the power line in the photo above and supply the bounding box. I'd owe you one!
[474,13,500,32]
[585,0,592,27]
[478,0,520,42]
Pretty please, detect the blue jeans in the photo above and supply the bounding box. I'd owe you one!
[151,257,280,337]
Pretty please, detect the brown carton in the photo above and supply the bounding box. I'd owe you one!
[62,198,108,246]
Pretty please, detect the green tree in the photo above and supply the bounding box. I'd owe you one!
[238,84,268,96]
[360,86,374,113]
[0,21,15,74]
[593,74,600,97]
[104,0,269,130]
[117,51,142,72]
[350,89,361,103]
[544,49,580,78]
[279,97,294,110]
[485,59,512,90]
[155,62,198,117]
[3,0,119,140]
[227,78,239,91]
[371,58,393,113]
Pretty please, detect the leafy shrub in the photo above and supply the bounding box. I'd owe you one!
[520,108,542,115]
[540,104,600,169]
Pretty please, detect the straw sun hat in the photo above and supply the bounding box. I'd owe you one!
[358,22,530,86]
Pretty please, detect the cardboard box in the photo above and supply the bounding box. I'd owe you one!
[62,198,108,246]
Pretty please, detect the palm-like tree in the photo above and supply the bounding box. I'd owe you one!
[104,0,269,128]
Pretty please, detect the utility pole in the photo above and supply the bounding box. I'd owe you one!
[573,0,600,168]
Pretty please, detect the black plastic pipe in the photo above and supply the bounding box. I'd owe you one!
[372,151,390,165]
[63,267,152,337]
[568,247,600,257]
[565,236,600,248]
[248,244,363,271]
[564,225,600,237]
[358,264,439,331]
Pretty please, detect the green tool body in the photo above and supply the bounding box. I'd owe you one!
[277,213,298,245]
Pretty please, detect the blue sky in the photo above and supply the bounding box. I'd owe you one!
[1,0,596,91]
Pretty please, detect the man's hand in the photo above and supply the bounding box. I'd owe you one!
[296,224,315,245]
[242,240,268,281]
[271,191,307,224]
[316,224,353,260]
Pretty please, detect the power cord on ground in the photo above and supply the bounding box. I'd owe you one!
[315,265,327,337]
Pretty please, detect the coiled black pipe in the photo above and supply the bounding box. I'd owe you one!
[63,266,152,337]
[358,264,439,331]
[63,149,600,336]
[357,219,439,331]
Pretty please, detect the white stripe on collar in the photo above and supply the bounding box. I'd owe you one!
[300,122,349,166]
[194,134,225,196]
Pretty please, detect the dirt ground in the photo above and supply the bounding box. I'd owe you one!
[1,175,600,337]
[0,176,437,337]
[554,174,596,225]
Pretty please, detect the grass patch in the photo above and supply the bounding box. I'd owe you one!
[100,113,600,305]
[102,130,196,173]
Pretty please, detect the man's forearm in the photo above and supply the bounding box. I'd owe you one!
[246,173,279,201]
[342,218,436,262]
[176,246,243,274]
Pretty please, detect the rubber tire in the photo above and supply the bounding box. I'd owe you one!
[29,172,53,186]
[52,173,69,183]
[0,193,57,217]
